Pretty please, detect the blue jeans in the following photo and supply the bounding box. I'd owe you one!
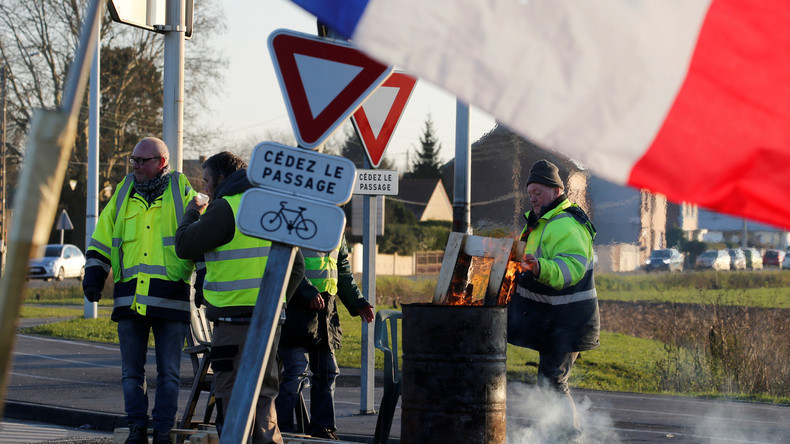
[276,345,339,432]
[117,316,189,433]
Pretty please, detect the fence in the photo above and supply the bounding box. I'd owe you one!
[349,244,443,276]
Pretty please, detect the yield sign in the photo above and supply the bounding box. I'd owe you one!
[351,72,417,168]
[268,29,393,149]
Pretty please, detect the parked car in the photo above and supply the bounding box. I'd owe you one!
[781,253,790,270]
[28,244,86,281]
[762,249,786,268]
[726,248,747,270]
[695,250,730,271]
[644,248,684,272]
[743,248,763,270]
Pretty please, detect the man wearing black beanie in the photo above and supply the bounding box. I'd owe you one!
[507,159,600,444]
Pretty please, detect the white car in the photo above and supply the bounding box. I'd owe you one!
[28,244,86,281]
[695,250,730,271]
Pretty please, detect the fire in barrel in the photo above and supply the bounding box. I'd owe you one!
[400,233,524,443]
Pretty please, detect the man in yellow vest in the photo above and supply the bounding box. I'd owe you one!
[83,137,197,444]
[175,151,305,444]
[275,237,374,440]
[507,160,600,444]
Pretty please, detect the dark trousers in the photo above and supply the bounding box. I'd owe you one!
[538,351,582,438]
[212,322,283,444]
[276,344,340,433]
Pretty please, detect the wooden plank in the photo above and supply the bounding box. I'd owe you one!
[512,240,527,262]
[432,232,465,304]
[461,234,518,259]
[484,238,515,305]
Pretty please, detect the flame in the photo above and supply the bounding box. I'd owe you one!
[445,255,526,306]
[497,260,523,305]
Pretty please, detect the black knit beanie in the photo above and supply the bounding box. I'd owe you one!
[526,160,564,190]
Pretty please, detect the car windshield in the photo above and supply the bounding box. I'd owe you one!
[701,251,718,258]
[651,250,671,259]
[766,251,778,259]
[43,245,63,257]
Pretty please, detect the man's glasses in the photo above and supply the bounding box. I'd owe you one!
[128,156,161,166]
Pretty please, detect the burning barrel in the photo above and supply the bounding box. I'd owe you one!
[401,304,507,443]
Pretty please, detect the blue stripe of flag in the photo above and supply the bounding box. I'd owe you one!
[291,0,370,39]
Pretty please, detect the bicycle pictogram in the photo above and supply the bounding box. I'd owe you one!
[260,201,318,240]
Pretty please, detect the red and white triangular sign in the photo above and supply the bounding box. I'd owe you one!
[268,29,393,149]
[351,72,417,168]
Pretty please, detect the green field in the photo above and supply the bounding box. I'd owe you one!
[17,270,790,404]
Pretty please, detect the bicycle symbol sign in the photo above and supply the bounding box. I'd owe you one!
[261,201,318,240]
[237,188,346,252]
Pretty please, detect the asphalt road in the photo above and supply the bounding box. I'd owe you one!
[5,278,790,442]
[5,328,790,443]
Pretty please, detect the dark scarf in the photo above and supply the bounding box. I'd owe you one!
[133,166,171,204]
[520,194,567,241]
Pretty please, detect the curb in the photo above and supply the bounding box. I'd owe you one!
[4,400,126,432]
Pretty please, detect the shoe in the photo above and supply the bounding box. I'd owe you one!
[124,424,148,444]
[310,426,339,440]
[152,429,172,444]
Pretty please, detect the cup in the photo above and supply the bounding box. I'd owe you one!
[195,193,209,205]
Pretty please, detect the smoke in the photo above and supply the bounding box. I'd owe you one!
[693,405,781,444]
[506,382,620,444]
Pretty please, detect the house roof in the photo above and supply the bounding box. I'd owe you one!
[397,178,449,221]
[698,208,784,232]
[440,124,582,230]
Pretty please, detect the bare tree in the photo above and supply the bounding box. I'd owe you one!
[0,0,227,248]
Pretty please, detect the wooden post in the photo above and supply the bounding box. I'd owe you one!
[0,0,104,419]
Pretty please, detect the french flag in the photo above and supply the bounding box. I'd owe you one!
[291,0,790,230]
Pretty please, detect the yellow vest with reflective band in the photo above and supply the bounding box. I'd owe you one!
[516,199,596,303]
[203,193,275,308]
[303,248,339,294]
[87,172,196,316]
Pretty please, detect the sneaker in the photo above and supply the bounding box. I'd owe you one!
[152,429,172,444]
[310,426,339,440]
[124,424,148,444]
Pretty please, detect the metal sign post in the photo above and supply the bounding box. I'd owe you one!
[219,243,296,444]
[223,139,356,442]
[360,157,377,414]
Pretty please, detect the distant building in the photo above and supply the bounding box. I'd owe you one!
[441,124,676,272]
[695,208,789,249]
[396,178,452,222]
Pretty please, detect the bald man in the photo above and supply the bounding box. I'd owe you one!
[84,137,198,444]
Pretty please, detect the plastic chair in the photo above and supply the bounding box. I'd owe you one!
[373,309,402,444]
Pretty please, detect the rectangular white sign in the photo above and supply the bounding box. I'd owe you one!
[237,188,346,252]
[351,195,384,236]
[354,169,398,195]
[247,142,356,205]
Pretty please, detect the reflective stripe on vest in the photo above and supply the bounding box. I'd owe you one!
[517,208,596,305]
[109,172,194,316]
[203,194,274,308]
[303,248,339,294]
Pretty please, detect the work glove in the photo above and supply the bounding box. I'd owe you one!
[84,288,102,303]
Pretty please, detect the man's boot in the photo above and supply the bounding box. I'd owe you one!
[125,424,148,444]
[152,429,173,444]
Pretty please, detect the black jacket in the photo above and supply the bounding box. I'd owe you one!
[175,169,304,321]
[280,237,369,351]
